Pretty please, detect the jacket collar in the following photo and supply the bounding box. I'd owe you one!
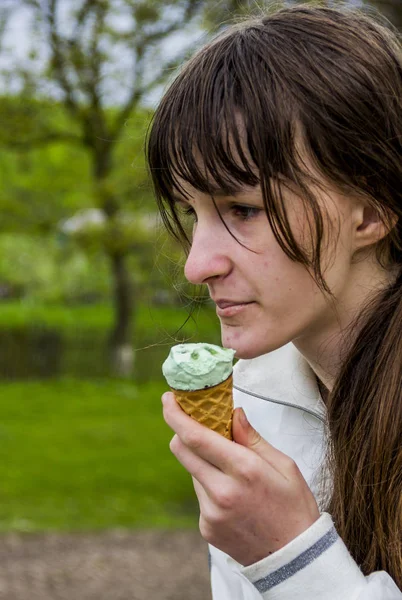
[233,342,327,421]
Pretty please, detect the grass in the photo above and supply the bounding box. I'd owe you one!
[0,299,220,342]
[0,301,114,330]
[0,299,222,381]
[0,299,222,532]
[0,377,199,533]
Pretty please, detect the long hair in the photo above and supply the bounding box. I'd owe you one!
[146,5,402,586]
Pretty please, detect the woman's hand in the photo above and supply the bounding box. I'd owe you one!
[162,392,320,567]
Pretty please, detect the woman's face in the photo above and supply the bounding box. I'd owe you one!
[176,178,359,359]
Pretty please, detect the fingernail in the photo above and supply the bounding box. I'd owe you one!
[239,407,249,428]
[161,393,169,405]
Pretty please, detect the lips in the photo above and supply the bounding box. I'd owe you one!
[215,300,252,309]
[214,299,255,318]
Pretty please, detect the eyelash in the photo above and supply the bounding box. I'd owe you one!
[233,205,262,221]
[180,204,261,222]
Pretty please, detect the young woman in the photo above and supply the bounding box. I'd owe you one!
[146,5,402,599]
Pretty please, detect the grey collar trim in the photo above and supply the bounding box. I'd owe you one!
[233,384,326,424]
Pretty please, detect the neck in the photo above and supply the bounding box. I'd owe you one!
[293,257,397,395]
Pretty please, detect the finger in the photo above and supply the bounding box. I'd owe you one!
[162,392,247,474]
[192,476,213,506]
[192,476,205,499]
[232,407,298,479]
[192,477,219,535]
[192,477,227,547]
[169,433,224,490]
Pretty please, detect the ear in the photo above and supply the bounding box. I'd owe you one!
[353,202,398,251]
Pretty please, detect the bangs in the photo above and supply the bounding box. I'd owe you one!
[146,19,329,291]
[146,5,402,301]
[146,26,298,244]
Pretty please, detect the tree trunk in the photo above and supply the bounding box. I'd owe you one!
[92,144,135,378]
[108,250,135,378]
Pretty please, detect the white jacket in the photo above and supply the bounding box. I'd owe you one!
[209,343,401,599]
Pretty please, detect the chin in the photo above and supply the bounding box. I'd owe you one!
[231,347,262,360]
[221,332,274,360]
[221,327,288,360]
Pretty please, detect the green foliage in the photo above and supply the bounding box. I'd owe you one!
[0,118,92,232]
[134,2,161,23]
[202,0,402,32]
[202,0,270,29]
[0,96,79,148]
[0,234,111,303]
[0,224,191,305]
[0,0,212,365]
[0,102,154,230]
[0,101,162,303]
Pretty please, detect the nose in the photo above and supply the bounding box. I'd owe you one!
[184,222,232,285]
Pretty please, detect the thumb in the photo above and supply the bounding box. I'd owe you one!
[232,408,288,473]
[232,407,263,450]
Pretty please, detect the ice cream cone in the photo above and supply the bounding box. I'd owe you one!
[171,374,233,440]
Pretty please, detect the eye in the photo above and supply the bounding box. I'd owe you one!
[176,203,197,222]
[232,205,262,221]
[182,206,197,219]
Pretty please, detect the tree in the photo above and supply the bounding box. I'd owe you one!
[202,0,402,30]
[1,0,398,378]
[0,0,206,376]
[365,0,402,29]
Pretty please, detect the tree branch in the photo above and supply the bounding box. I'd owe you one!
[86,1,107,126]
[23,0,41,8]
[134,0,204,49]
[111,0,205,139]
[76,0,99,30]
[46,0,82,120]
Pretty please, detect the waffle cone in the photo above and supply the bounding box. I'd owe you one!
[171,374,233,440]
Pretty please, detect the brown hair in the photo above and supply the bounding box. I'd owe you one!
[146,5,402,586]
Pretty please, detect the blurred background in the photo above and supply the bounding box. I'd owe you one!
[0,1,399,598]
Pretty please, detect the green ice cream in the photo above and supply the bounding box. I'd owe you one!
[162,343,235,391]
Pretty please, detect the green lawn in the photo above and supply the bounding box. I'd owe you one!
[0,377,199,533]
[0,300,220,342]
[0,300,221,381]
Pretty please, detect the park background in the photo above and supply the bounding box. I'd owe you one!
[0,1,400,598]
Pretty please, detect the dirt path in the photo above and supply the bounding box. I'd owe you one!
[0,530,211,600]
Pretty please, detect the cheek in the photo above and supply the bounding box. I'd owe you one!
[320,223,355,295]
[259,253,301,294]
[260,260,326,327]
